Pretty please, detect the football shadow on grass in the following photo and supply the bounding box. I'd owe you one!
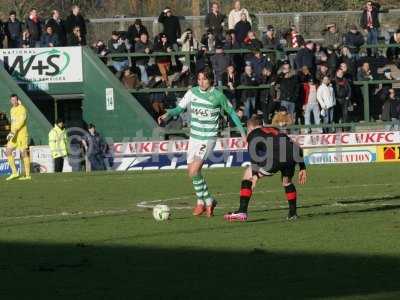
[1,242,400,299]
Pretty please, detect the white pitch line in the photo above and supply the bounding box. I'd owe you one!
[0,183,397,222]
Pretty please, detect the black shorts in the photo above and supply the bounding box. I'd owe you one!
[252,162,296,178]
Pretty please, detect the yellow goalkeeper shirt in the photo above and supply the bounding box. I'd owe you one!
[10,104,28,138]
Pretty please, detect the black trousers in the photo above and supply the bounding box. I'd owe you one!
[54,157,64,173]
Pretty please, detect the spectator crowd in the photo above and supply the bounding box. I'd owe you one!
[1,1,400,131]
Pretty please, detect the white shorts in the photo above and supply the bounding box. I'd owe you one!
[187,138,216,164]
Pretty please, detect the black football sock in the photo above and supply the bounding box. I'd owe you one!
[238,180,253,213]
[285,184,297,217]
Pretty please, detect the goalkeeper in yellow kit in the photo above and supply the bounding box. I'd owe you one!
[5,94,31,181]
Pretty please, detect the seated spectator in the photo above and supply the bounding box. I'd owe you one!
[127,19,148,47]
[295,41,315,72]
[21,29,34,48]
[222,64,240,109]
[67,26,85,46]
[66,5,87,46]
[228,0,251,30]
[121,68,141,89]
[5,11,22,48]
[205,2,226,42]
[242,31,263,59]
[234,13,251,45]
[343,24,364,59]
[381,88,400,130]
[248,49,273,79]
[357,62,374,80]
[177,28,201,74]
[263,25,280,50]
[200,30,216,52]
[40,25,59,47]
[271,106,293,127]
[135,32,152,85]
[107,31,129,73]
[302,78,320,133]
[387,29,400,62]
[210,44,231,86]
[25,8,43,47]
[92,40,109,63]
[322,23,342,50]
[153,33,173,86]
[317,76,336,132]
[46,10,67,46]
[240,65,258,119]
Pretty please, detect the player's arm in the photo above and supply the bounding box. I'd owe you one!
[296,143,307,185]
[158,90,191,125]
[218,93,246,139]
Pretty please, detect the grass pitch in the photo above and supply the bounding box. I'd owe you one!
[0,163,400,299]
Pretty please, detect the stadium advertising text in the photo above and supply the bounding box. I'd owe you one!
[304,147,377,165]
[0,47,83,83]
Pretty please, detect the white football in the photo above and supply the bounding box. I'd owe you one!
[153,204,171,221]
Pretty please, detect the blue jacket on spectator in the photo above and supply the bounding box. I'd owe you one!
[248,55,273,78]
[40,33,59,47]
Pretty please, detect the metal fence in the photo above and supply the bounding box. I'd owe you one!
[87,9,400,45]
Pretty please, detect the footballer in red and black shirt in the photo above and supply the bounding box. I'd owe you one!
[224,116,307,222]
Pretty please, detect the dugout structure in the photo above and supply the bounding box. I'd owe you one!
[0,46,159,145]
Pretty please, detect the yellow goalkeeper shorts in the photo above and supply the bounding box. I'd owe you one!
[7,134,29,150]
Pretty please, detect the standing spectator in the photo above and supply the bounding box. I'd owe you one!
[210,45,231,87]
[314,43,326,65]
[205,2,226,42]
[66,5,87,45]
[222,64,240,109]
[25,8,43,47]
[240,65,258,119]
[21,29,34,48]
[40,25,59,47]
[0,21,4,48]
[283,25,304,48]
[343,24,365,59]
[322,24,342,50]
[357,61,374,80]
[5,11,23,48]
[248,49,273,79]
[234,13,251,45]
[295,41,315,72]
[339,47,357,80]
[92,40,109,63]
[153,33,173,86]
[135,33,152,86]
[298,66,313,83]
[177,28,201,73]
[67,26,84,46]
[326,46,338,78]
[302,78,320,133]
[242,31,263,59]
[127,19,148,47]
[387,29,400,62]
[317,76,336,131]
[158,7,181,49]
[258,66,278,124]
[49,118,68,173]
[360,1,380,57]
[333,68,352,123]
[382,89,400,130]
[201,30,216,52]
[277,62,300,119]
[82,124,106,171]
[107,31,129,73]
[263,25,280,49]
[228,0,251,30]
[224,29,242,71]
[46,10,67,46]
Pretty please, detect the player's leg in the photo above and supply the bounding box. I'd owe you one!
[281,165,298,220]
[5,141,18,180]
[18,135,31,180]
[224,166,260,222]
[187,139,217,217]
